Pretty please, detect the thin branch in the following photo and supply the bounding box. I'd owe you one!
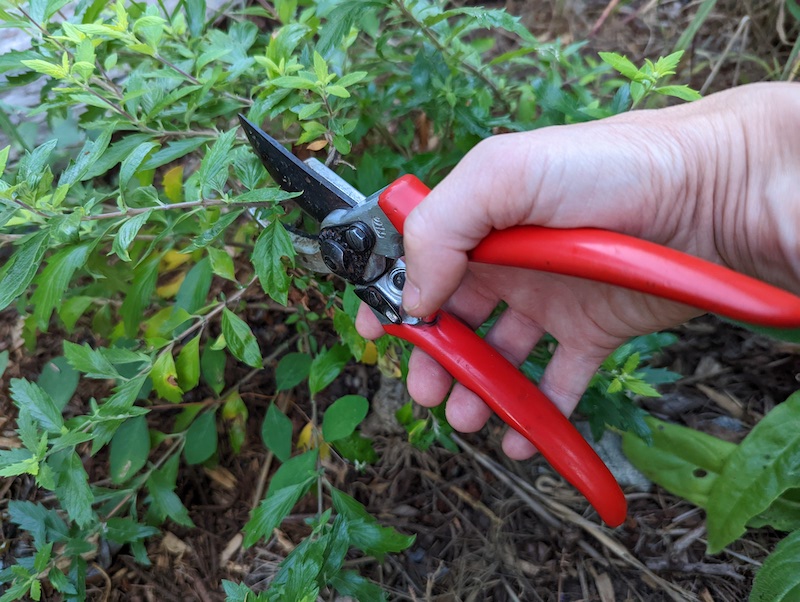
[82,198,274,221]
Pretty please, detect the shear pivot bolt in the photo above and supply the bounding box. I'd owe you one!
[320,240,345,272]
[345,222,374,252]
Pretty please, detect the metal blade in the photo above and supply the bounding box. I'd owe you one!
[238,114,357,222]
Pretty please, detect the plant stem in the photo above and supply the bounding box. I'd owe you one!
[82,198,274,221]
[392,0,509,112]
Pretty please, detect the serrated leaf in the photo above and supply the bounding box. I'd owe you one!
[63,341,119,380]
[151,351,183,403]
[59,126,113,187]
[198,128,237,197]
[309,345,350,395]
[184,410,218,464]
[52,450,95,528]
[275,352,312,391]
[654,85,702,102]
[21,58,67,78]
[0,229,50,312]
[243,475,315,547]
[252,219,295,305]
[110,416,150,483]
[346,518,415,561]
[261,402,293,461]
[330,571,385,602]
[598,51,643,81]
[182,210,243,253]
[9,378,63,433]
[221,308,262,368]
[707,392,800,553]
[750,530,800,602]
[322,395,368,442]
[113,210,152,262]
[30,243,93,330]
[121,255,160,338]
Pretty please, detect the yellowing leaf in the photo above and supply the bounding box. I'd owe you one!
[306,139,328,151]
[360,341,378,365]
[152,351,183,403]
[161,250,192,271]
[162,165,184,203]
[297,422,330,459]
[156,272,185,298]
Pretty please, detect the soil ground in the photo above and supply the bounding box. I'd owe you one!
[1,1,799,601]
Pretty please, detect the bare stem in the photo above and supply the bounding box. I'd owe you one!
[82,198,273,221]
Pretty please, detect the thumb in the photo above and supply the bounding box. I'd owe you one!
[401,136,531,316]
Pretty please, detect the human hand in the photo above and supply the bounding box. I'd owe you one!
[357,82,800,460]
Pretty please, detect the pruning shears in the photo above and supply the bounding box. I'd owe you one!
[239,114,800,527]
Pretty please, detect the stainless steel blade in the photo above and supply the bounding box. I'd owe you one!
[238,114,358,222]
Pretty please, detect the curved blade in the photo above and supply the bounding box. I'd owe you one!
[238,114,357,222]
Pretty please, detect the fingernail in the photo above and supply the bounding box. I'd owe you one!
[402,279,421,313]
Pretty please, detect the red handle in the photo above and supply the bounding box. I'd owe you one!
[380,175,800,327]
[385,312,628,526]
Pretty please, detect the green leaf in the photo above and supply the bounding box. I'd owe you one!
[198,128,237,197]
[261,402,293,462]
[176,335,201,391]
[330,571,385,602]
[275,352,312,391]
[0,229,50,312]
[63,341,119,380]
[59,125,113,187]
[151,351,183,403]
[0,350,8,379]
[201,344,226,395]
[113,210,152,262]
[176,258,212,314]
[317,1,385,55]
[322,395,368,442]
[121,255,160,338]
[707,392,800,553]
[330,487,371,521]
[9,378,63,433]
[313,51,328,83]
[654,85,702,102]
[207,247,236,281]
[268,449,318,494]
[31,243,93,330]
[750,530,800,602]
[119,141,159,190]
[109,416,150,483]
[140,137,209,171]
[184,410,218,465]
[146,455,194,527]
[52,450,95,528]
[37,356,79,411]
[182,210,243,253]
[243,475,316,547]
[252,219,295,305]
[309,345,350,395]
[347,518,415,561]
[21,58,67,78]
[221,308,262,368]
[598,51,643,81]
[104,517,159,544]
[622,416,735,509]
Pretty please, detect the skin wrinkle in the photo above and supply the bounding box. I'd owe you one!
[357,83,800,462]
